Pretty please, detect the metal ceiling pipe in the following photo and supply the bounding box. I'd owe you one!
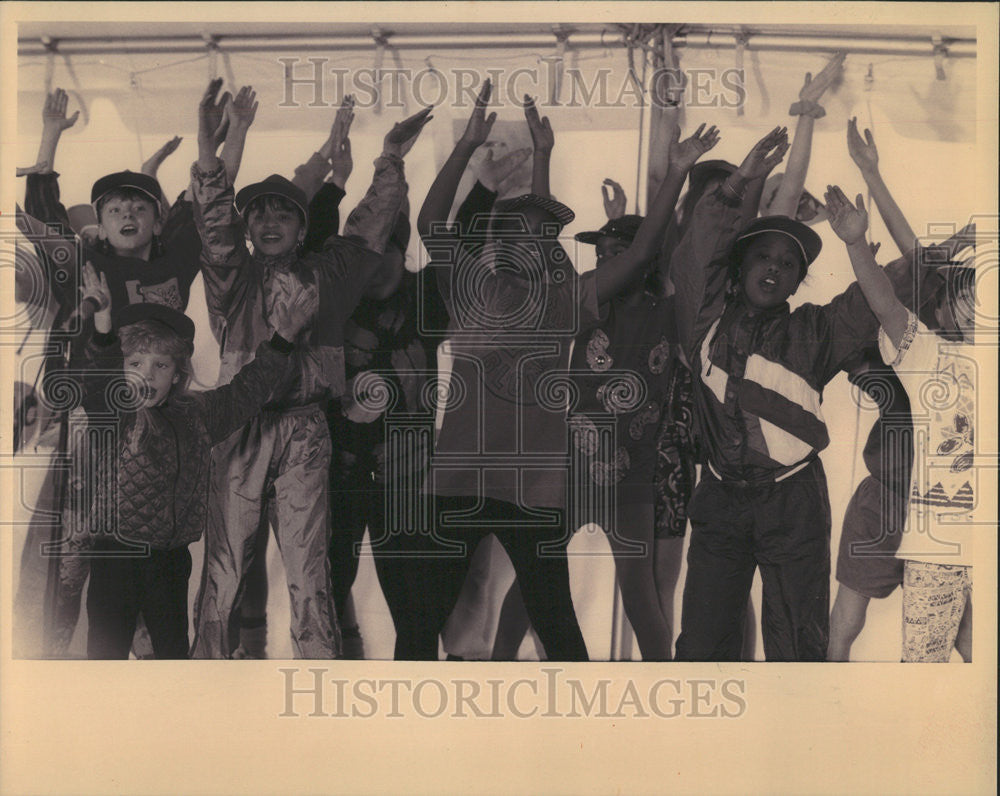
[18,29,977,59]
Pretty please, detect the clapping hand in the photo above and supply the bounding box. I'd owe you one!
[273,281,320,341]
[384,106,434,158]
[479,147,531,192]
[459,80,497,149]
[523,95,554,153]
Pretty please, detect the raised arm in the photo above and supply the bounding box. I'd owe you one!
[34,88,79,175]
[523,95,554,198]
[417,79,496,237]
[847,117,917,256]
[595,123,720,305]
[219,85,258,185]
[646,24,685,207]
[338,106,430,254]
[672,127,789,359]
[825,184,909,347]
[140,135,183,204]
[769,52,845,218]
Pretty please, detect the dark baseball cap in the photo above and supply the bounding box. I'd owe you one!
[733,215,823,269]
[235,174,309,224]
[500,194,575,228]
[575,214,643,246]
[91,171,162,206]
[115,302,196,343]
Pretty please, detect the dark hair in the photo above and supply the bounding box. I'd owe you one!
[119,319,194,396]
[244,194,306,227]
[95,188,161,221]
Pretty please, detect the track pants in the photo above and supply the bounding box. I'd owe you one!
[192,408,340,659]
[675,459,831,662]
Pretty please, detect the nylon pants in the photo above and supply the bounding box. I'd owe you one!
[675,459,831,662]
[192,409,340,659]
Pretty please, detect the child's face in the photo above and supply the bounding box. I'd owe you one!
[935,288,976,344]
[124,350,179,408]
[98,197,161,258]
[595,235,629,266]
[246,203,305,258]
[739,233,803,310]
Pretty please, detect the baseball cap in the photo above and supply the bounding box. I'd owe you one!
[114,302,196,343]
[91,171,162,207]
[575,214,643,246]
[499,194,575,228]
[733,215,823,269]
[235,175,309,224]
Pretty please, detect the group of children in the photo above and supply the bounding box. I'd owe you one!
[14,51,978,663]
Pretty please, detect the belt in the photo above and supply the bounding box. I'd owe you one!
[707,455,816,487]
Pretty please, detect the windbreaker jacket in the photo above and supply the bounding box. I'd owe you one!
[191,154,406,401]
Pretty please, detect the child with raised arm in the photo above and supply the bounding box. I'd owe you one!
[75,264,316,659]
[669,126,891,662]
[188,82,425,658]
[567,124,720,661]
[824,185,976,663]
[827,121,961,660]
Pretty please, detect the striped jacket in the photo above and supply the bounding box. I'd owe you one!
[673,187,922,483]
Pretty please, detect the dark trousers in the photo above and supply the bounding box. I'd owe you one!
[87,542,192,659]
[374,495,588,661]
[328,458,374,620]
[674,459,831,662]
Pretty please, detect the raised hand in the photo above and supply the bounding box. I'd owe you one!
[198,78,231,148]
[602,179,627,219]
[384,106,434,158]
[736,126,789,181]
[80,261,112,331]
[141,136,183,177]
[669,123,721,173]
[799,51,846,104]
[322,95,355,185]
[273,282,320,341]
[824,185,868,245]
[479,147,531,192]
[523,95,554,152]
[847,117,879,175]
[228,85,259,132]
[42,88,80,132]
[459,79,497,149]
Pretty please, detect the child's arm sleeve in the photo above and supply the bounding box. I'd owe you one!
[878,309,922,370]
[199,334,296,442]
[190,157,253,321]
[24,172,74,235]
[15,205,82,322]
[340,153,407,255]
[303,181,347,253]
[291,151,330,202]
[670,187,745,365]
[421,181,498,324]
[76,330,126,417]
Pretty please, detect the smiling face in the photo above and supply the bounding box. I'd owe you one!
[738,232,805,310]
[245,196,305,258]
[97,190,162,259]
[123,350,180,408]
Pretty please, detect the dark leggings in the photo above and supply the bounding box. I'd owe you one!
[373,495,588,661]
[87,542,192,659]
